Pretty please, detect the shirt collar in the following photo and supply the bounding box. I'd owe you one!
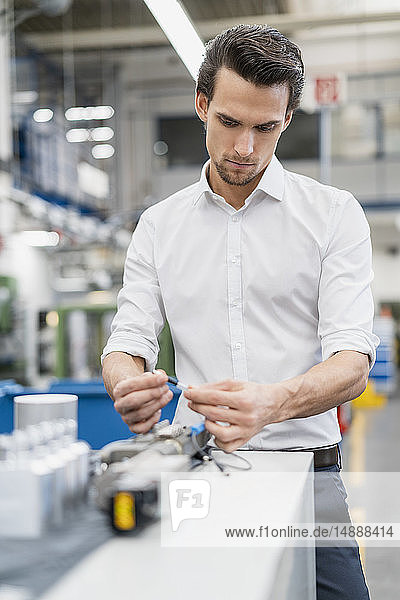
[193,154,285,206]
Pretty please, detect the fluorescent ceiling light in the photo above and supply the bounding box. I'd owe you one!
[33,108,54,122]
[66,128,90,143]
[66,127,114,143]
[14,91,38,104]
[19,231,60,247]
[90,126,114,142]
[143,0,204,80]
[65,106,115,121]
[92,144,115,159]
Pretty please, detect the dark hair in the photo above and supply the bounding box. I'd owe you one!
[197,24,305,112]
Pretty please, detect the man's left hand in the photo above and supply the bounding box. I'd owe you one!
[184,379,285,452]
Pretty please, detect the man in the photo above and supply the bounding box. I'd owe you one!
[102,25,378,599]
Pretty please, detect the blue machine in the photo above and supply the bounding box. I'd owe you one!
[0,379,180,449]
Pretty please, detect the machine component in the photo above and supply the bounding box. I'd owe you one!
[0,419,91,539]
[152,368,189,391]
[93,420,210,533]
[165,375,189,391]
[14,394,77,430]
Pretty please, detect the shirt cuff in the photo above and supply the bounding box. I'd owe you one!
[321,330,380,370]
[101,337,158,372]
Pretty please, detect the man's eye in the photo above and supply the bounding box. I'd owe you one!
[220,119,237,127]
[257,125,275,133]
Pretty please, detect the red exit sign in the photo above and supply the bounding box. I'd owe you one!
[314,75,345,106]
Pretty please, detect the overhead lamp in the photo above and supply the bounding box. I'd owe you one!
[65,106,115,121]
[66,128,90,143]
[153,140,168,156]
[90,126,114,142]
[143,0,204,81]
[33,108,54,123]
[45,311,59,328]
[92,144,115,159]
[19,231,60,247]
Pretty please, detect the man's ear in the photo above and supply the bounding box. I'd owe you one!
[195,91,208,123]
[282,110,293,132]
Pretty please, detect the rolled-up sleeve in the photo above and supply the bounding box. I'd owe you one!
[318,191,380,368]
[101,210,165,372]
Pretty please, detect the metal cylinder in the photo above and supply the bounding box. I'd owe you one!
[14,394,78,430]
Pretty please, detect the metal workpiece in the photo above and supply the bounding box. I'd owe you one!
[14,394,78,430]
[93,420,211,532]
[0,419,92,539]
[98,420,209,465]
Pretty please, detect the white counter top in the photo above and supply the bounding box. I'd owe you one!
[40,451,316,600]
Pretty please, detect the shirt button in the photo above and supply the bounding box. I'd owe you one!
[234,342,242,350]
[231,255,240,264]
[232,300,240,308]
[232,215,239,222]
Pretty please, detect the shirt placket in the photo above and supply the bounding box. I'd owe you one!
[227,212,248,381]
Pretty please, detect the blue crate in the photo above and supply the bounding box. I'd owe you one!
[0,380,25,434]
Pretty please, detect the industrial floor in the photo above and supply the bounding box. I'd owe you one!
[341,395,400,599]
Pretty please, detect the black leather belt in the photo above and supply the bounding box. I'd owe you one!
[219,444,341,469]
[279,444,339,469]
[300,444,340,469]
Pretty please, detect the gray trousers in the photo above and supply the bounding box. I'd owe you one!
[314,464,370,600]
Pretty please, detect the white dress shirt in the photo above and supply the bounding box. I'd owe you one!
[102,155,379,450]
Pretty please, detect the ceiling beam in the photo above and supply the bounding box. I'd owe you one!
[22,11,400,51]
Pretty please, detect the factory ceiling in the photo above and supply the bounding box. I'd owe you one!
[14,0,287,33]
[13,0,400,51]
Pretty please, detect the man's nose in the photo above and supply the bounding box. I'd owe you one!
[233,130,254,158]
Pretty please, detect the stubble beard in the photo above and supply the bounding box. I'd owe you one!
[215,159,260,187]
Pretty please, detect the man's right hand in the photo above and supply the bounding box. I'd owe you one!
[112,370,173,434]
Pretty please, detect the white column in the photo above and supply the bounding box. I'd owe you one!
[319,106,332,185]
[0,0,14,235]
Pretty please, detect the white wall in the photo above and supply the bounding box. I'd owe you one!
[372,250,400,306]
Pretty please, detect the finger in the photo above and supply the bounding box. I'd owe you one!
[115,384,170,412]
[123,401,158,424]
[153,368,167,377]
[204,419,242,443]
[194,379,242,392]
[116,388,172,419]
[115,372,168,397]
[114,371,168,397]
[122,389,173,423]
[130,409,162,434]
[184,388,241,409]
[188,402,242,425]
[213,438,243,454]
